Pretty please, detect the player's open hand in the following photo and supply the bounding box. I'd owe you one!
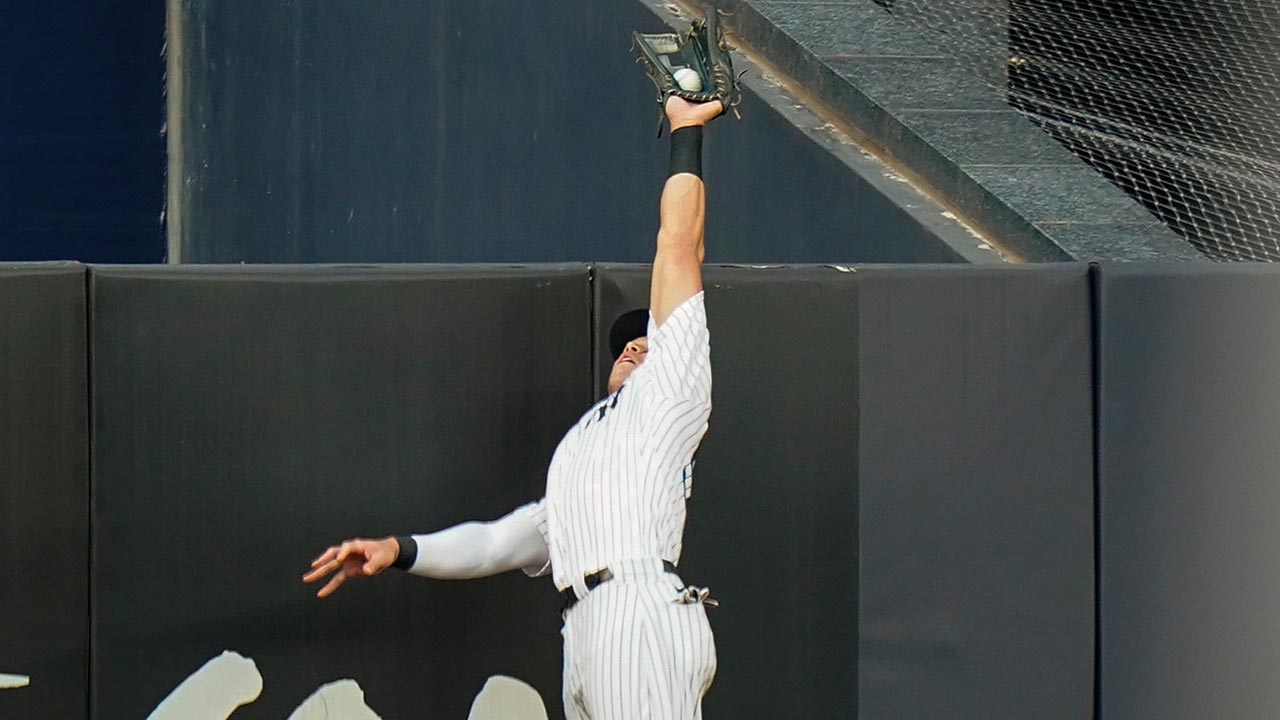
[302,537,398,598]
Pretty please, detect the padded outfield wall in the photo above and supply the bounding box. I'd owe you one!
[88,266,590,719]
[0,264,90,718]
[595,264,1094,719]
[1096,264,1280,720]
[5,263,1280,718]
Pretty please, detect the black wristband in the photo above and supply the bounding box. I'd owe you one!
[392,536,418,570]
[668,125,704,178]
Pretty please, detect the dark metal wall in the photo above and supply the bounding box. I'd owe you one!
[0,264,90,720]
[172,0,971,265]
[1096,264,1280,719]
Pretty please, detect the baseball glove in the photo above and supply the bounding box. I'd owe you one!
[633,11,742,134]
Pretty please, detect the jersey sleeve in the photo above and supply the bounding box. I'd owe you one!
[407,499,550,579]
[636,291,712,405]
[514,499,551,578]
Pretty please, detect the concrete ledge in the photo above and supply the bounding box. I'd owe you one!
[637,0,1003,263]
[695,0,1203,262]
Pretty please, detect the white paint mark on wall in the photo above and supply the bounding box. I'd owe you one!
[287,680,381,720]
[13,649,538,718]
[147,651,262,720]
[467,676,548,720]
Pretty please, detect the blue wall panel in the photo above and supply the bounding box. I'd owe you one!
[0,4,165,262]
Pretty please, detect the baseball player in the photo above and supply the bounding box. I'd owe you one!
[306,22,736,716]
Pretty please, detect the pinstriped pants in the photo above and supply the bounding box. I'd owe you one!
[561,561,717,719]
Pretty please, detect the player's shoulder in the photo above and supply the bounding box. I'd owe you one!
[668,290,707,323]
[648,291,708,342]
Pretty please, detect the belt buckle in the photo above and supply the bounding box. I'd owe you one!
[586,567,614,589]
[560,566,616,615]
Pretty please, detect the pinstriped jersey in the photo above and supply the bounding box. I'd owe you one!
[521,291,712,591]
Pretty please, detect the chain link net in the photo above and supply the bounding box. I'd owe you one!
[874,0,1280,261]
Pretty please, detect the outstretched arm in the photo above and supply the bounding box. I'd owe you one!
[650,97,724,326]
[303,503,548,597]
[401,507,548,580]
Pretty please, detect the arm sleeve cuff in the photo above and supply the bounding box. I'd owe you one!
[392,535,418,570]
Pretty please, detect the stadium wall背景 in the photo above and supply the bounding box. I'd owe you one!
[1096,264,1280,720]
[88,265,591,718]
[170,0,976,266]
[593,264,1094,719]
[0,264,90,720]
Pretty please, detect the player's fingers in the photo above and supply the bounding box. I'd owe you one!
[334,539,366,564]
[316,570,347,598]
[311,546,338,567]
[302,558,341,583]
[331,544,352,568]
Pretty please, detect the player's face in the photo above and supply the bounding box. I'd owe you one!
[607,337,649,393]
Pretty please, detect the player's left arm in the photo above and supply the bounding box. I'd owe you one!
[649,97,722,326]
[650,173,705,327]
[302,502,548,597]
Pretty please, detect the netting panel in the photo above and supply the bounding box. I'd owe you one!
[874,0,1280,261]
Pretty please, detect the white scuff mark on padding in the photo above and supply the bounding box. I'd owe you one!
[287,679,382,720]
[0,673,30,689]
[147,651,262,720]
[467,676,548,720]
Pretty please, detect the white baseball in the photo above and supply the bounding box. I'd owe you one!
[673,68,703,93]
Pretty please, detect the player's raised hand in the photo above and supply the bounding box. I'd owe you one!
[665,96,724,130]
[302,537,398,598]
